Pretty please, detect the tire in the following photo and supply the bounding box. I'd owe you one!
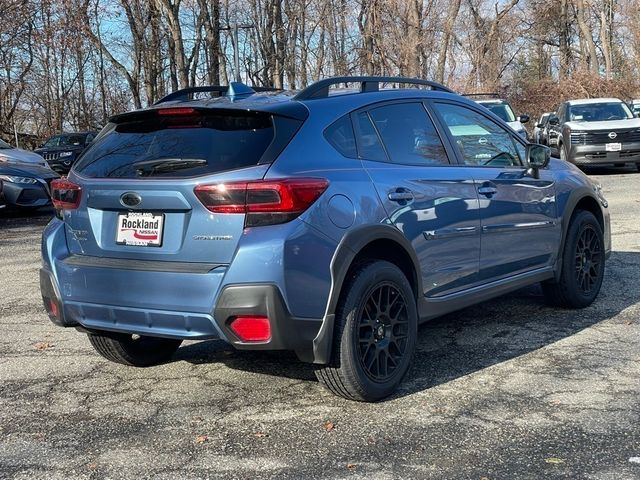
[542,210,605,308]
[315,261,418,402]
[87,332,183,367]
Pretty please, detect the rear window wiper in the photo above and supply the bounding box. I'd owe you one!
[132,158,207,177]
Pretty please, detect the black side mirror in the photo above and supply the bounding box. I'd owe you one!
[526,144,550,178]
[548,115,559,125]
[535,123,543,128]
[518,114,530,124]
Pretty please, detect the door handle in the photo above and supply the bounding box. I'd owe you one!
[477,183,497,197]
[388,190,414,202]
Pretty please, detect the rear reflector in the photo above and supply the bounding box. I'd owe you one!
[194,178,329,227]
[229,316,271,342]
[51,179,82,210]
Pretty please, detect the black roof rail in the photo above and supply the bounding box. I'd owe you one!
[293,76,454,101]
[462,92,501,98]
[154,82,282,105]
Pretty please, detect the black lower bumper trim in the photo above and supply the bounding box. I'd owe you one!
[40,268,77,327]
[213,284,322,363]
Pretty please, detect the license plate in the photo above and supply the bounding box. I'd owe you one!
[606,142,622,152]
[116,212,164,247]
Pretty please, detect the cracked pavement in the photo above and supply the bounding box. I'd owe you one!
[0,168,639,479]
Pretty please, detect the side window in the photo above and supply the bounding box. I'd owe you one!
[435,103,523,167]
[368,103,449,166]
[354,111,387,162]
[324,115,357,158]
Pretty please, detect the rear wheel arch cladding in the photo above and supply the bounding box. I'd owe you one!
[312,226,423,364]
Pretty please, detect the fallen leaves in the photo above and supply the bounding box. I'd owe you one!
[194,435,209,444]
[323,421,335,432]
[545,457,564,464]
[346,463,357,470]
[254,432,269,438]
[34,342,53,351]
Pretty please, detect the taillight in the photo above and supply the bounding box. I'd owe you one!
[194,178,329,227]
[51,179,82,210]
[229,316,271,342]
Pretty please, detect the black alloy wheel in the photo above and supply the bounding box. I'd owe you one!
[357,283,409,382]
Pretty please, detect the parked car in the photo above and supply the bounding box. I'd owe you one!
[41,77,610,401]
[548,98,640,170]
[534,112,553,145]
[0,138,48,167]
[35,131,97,174]
[474,97,530,139]
[630,100,640,117]
[0,161,59,209]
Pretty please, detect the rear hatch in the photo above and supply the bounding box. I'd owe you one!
[62,106,303,264]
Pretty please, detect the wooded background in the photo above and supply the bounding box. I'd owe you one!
[2,0,640,145]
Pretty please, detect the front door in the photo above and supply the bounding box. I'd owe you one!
[430,101,560,283]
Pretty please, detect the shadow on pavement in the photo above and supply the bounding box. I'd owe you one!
[174,250,640,399]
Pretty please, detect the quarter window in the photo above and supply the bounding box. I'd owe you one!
[354,111,388,162]
[368,103,449,166]
[324,115,357,158]
[436,103,523,167]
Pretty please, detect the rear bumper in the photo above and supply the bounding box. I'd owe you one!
[40,263,322,362]
[569,142,640,165]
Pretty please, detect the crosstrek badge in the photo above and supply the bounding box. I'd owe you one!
[116,212,164,247]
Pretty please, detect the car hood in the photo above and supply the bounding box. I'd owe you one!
[507,120,525,131]
[565,118,640,131]
[0,162,60,179]
[34,145,84,154]
[0,148,47,165]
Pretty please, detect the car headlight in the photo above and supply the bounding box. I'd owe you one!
[0,174,38,184]
[59,151,74,158]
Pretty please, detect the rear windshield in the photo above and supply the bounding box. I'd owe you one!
[74,110,278,178]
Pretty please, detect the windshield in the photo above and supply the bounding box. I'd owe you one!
[74,110,281,178]
[43,134,86,148]
[0,139,12,149]
[568,102,633,122]
[481,103,516,122]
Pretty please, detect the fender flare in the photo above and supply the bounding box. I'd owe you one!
[554,188,603,280]
[311,224,423,364]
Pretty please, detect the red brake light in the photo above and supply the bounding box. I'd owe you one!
[229,316,271,342]
[51,179,82,210]
[157,107,197,116]
[194,178,329,227]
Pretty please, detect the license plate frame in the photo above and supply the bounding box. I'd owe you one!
[116,212,165,247]
[606,142,622,152]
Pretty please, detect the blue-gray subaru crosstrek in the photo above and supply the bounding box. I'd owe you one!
[41,77,611,401]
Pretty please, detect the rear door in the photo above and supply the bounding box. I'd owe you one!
[65,108,300,264]
[354,101,481,297]
[430,100,560,282]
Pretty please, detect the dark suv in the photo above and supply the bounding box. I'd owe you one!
[548,98,640,170]
[41,77,610,401]
[35,132,97,174]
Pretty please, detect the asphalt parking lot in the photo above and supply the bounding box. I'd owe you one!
[0,168,639,480]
